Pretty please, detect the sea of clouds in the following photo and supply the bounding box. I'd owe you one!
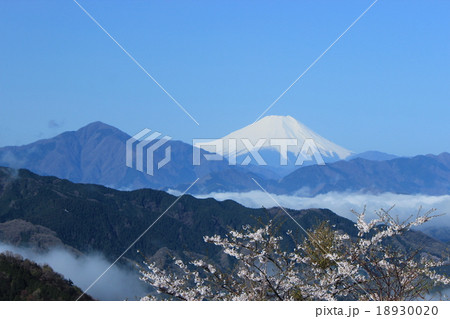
[191,191,450,231]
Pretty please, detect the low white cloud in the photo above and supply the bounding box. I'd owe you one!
[193,191,450,230]
[0,243,149,301]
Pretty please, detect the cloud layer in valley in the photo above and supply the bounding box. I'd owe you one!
[193,191,450,232]
[0,243,149,301]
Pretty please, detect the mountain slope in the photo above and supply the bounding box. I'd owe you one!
[278,153,450,195]
[0,167,448,267]
[0,219,81,254]
[0,167,354,262]
[0,122,265,191]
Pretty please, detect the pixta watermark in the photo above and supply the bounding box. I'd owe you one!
[193,138,325,166]
[126,129,172,176]
[126,130,325,176]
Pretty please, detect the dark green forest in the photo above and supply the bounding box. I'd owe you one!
[0,252,93,301]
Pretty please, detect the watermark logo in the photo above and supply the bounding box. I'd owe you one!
[126,129,172,176]
[193,138,325,166]
[127,130,325,175]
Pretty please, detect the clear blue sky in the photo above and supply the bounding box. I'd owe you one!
[1,0,449,156]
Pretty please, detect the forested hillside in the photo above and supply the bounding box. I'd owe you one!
[0,252,93,301]
[0,166,448,269]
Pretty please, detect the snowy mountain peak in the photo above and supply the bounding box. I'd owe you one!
[197,115,353,162]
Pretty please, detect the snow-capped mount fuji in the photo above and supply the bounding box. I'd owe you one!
[197,115,353,168]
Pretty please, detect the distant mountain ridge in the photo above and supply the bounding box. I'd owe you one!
[348,151,399,161]
[0,121,265,191]
[0,121,449,196]
[277,153,450,196]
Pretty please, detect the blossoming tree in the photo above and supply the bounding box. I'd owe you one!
[140,208,449,301]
